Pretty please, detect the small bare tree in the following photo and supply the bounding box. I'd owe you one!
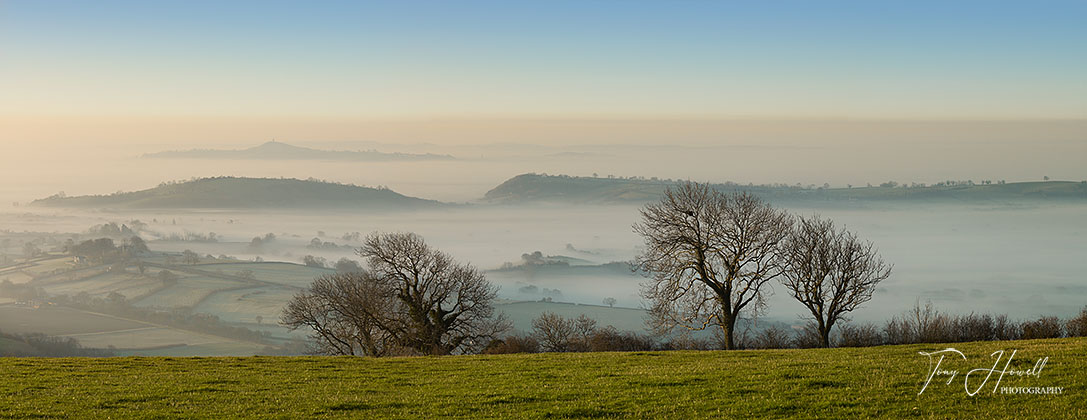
[281,271,396,356]
[780,216,892,347]
[531,312,597,352]
[635,183,791,350]
[532,312,576,352]
[360,232,509,355]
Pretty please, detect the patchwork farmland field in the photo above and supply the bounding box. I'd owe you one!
[40,270,160,299]
[197,262,334,288]
[0,255,75,285]
[0,304,266,356]
[191,286,297,324]
[132,276,249,309]
[0,306,145,335]
[0,259,334,355]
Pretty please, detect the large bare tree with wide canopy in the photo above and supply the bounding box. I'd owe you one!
[283,232,508,356]
[635,182,791,350]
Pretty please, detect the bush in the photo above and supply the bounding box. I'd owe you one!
[1020,316,1063,339]
[837,323,883,347]
[1066,307,1087,337]
[954,313,995,342]
[911,301,954,343]
[483,336,540,354]
[793,322,824,349]
[531,313,596,352]
[586,327,655,352]
[752,325,793,349]
[658,335,714,351]
[993,314,1020,340]
[883,316,914,345]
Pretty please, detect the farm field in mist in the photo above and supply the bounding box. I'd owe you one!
[3,195,1085,356]
[5,199,1085,317]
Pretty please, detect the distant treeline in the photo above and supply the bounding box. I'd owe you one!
[0,329,114,357]
[484,303,1087,354]
[483,173,1087,204]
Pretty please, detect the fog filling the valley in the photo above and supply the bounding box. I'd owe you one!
[1,125,1085,350]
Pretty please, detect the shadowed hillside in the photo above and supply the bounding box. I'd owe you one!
[483,173,1087,204]
[31,177,445,210]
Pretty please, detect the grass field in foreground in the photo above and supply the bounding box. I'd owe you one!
[1,338,1084,419]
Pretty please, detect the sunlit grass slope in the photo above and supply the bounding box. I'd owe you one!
[1,338,1083,419]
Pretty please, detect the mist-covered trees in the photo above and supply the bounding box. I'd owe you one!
[70,238,117,263]
[334,258,363,273]
[282,232,509,356]
[181,249,200,265]
[125,236,150,256]
[635,183,791,350]
[779,216,892,347]
[22,242,41,261]
[302,255,328,268]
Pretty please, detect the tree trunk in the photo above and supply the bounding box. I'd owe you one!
[819,319,834,348]
[721,313,738,350]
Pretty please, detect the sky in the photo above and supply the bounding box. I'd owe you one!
[0,0,1085,189]
[1,0,1086,125]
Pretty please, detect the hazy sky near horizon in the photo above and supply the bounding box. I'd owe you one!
[2,1,1086,197]
[2,0,1086,129]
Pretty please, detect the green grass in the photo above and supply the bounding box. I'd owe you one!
[2,338,1084,419]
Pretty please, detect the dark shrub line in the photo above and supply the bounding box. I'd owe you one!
[484,304,1087,354]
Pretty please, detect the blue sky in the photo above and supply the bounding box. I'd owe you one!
[2,0,1086,119]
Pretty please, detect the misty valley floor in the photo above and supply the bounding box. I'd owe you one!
[1,338,1084,419]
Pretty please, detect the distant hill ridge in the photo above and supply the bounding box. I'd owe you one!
[144,141,455,161]
[483,173,1087,204]
[32,177,445,210]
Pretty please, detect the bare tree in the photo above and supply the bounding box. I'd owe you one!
[283,233,508,356]
[532,312,576,352]
[779,216,892,347]
[602,297,617,308]
[635,183,791,349]
[359,232,509,355]
[281,271,396,356]
[531,312,597,352]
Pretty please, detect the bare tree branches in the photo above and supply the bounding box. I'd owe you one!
[281,271,396,356]
[779,216,892,347]
[283,232,509,356]
[358,232,509,355]
[635,182,791,349]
